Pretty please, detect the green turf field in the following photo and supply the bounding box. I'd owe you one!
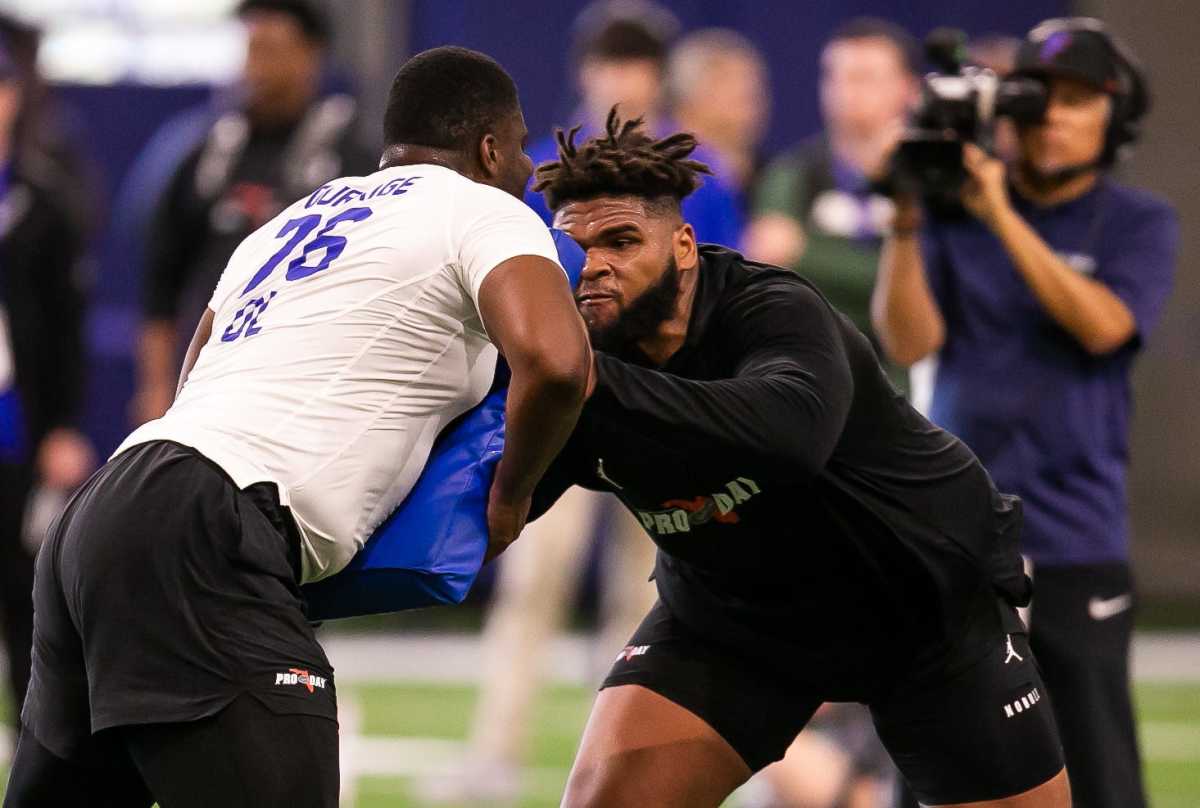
[2,681,1197,806]
[345,681,1200,807]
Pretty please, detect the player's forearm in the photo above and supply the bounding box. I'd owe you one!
[590,353,847,481]
[493,351,590,504]
[990,207,1135,354]
[871,232,945,366]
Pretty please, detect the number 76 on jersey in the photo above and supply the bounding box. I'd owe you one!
[221,206,374,343]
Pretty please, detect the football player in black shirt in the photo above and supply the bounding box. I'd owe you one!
[528,109,1071,808]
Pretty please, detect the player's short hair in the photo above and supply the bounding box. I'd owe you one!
[383,46,520,153]
[236,0,330,45]
[533,106,711,214]
[826,16,921,76]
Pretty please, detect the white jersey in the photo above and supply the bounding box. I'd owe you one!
[118,164,563,582]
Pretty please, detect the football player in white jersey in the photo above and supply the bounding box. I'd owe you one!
[7,46,591,808]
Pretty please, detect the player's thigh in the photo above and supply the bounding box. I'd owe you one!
[871,621,1066,807]
[562,684,751,808]
[565,602,820,808]
[123,693,339,808]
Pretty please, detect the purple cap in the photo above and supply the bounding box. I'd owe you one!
[1013,21,1122,95]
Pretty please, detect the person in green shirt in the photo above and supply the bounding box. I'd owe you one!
[745,18,919,390]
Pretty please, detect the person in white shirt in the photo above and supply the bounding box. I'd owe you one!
[7,46,590,808]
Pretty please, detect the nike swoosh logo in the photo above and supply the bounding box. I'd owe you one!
[1088,594,1133,620]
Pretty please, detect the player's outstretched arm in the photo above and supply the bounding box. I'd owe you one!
[478,255,591,559]
[589,282,853,482]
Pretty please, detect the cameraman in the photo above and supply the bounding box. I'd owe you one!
[872,20,1177,808]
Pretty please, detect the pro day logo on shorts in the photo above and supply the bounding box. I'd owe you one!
[274,668,328,693]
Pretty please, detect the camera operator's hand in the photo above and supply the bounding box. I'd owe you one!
[960,143,1012,229]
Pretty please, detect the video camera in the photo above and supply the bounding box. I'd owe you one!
[892,28,1048,198]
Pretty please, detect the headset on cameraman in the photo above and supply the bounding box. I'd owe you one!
[1023,17,1149,167]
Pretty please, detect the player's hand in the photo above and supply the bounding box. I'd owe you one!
[960,143,1011,229]
[484,485,530,562]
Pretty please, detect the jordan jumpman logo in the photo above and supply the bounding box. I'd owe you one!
[1004,634,1024,665]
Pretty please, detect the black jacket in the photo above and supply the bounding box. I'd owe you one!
[532,246,1027,691]
[0,159,87,452]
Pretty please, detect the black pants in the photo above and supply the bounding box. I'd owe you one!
[0,462,34,714]
[1029,563,1146,808]
[4,693,339,808]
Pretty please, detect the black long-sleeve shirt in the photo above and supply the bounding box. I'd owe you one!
[532,246,1027,691]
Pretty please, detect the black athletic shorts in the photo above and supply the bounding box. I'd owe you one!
[602,597,1064,805]
[22,440,337,762]
[5,692,339,808]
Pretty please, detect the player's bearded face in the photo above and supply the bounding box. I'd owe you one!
[581,253,681,354]
[556,196,690,356]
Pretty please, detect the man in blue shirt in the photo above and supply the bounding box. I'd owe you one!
[873,19,1177,808]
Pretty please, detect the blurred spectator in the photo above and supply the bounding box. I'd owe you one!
[667,27,770,206]
[741,705,894,808]
[132,0,374,424]
[745,17,918,356]
[524,0,743,246]
[0,32,93,726]
[872,20,1177,808]
[0,13,99,239]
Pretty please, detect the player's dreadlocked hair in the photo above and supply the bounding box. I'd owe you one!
[533,106,712,213]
